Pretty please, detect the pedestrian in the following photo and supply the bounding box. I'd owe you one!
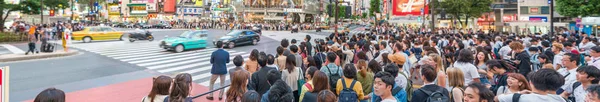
[142,75,172,102]
[34,88,65,102]
[208,41,229,100]
[495,69,566,102]
[248,52,277,95]
[463,83,495,102]
[559,65,600,102]
[241,90,261,102]
[166,73,193,102]
[62,24,72,52]
[373,71,398,102]
[245,49,260,74]
[411,64,450,102]
[226,70,250,102]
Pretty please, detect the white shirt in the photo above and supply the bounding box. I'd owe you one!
[499,46,513,59]
[553,52,565,69]
[558,67,578,91]
[564,84,586,102]
[579,42,596,54]
[590,57,600,70]
[498,93,566,102]
[453,62,480,85]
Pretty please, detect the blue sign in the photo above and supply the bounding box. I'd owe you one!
[548,0,551,4]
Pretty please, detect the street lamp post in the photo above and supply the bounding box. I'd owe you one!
[41,0,44,24]
[549,0,554,40]
[71,0,74,22]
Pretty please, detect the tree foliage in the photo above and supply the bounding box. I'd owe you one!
[1,0,42,32]
[44,0,71,10]
[369,0,380,17]
[556,0,600,17]
[438,0,492,28]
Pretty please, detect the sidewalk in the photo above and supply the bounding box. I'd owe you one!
[24,77,226,102]
[0,49,80,62]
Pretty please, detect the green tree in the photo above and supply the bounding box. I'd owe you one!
[1,0,42,32]
[556,0,600,17]
[337,6,346,19]
[44,0,70,10]
[369,0,380,17]
[439,0,491,28]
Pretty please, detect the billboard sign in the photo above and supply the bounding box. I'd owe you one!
[392,0,428,16]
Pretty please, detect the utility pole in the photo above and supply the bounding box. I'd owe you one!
[71,0,74,23]
[41,0,44,24]
[334,0,338,33]
[549,0,554,40]
[430,0,435,30]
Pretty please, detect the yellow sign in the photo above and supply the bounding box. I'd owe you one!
[196,0,203,7]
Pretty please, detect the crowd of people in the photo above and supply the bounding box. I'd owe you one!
[28,21,600,102]
[171,21,319,31]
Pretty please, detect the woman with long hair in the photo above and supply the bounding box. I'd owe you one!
[142,75,172,102]
[226,70,250,102]
[474,50,492,85]
[355,60,374,98]
[168,73,193,102]
[34,88,65,102]
[446,67,465,102]
[303,71,332,102]
[486,59,514,94]
[368,59,383,74]
[245,49,260,74]
[281,54,304,102]
[497,73,530,95]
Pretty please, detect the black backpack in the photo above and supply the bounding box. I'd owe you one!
[325,66,341,92]
[418,88,449,102]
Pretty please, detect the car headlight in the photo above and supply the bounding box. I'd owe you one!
[222,39,229,43]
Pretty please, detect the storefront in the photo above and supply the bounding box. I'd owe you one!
[108,4,120,22]
[127,4,148,22]
[476,15,495,33]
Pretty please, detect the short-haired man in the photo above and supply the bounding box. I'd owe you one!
[208,41,229,100]
[587,46,600,69]
[585,84,600,101]
[374,72,398,102]
[411,64,449,102]
[249,52,277,96]
[558,53,581,95]
[561,65,600,102]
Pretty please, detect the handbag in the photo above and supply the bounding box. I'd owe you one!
[297,67,306,94]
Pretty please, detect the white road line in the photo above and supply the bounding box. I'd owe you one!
[148,51,246,70]
[135,50,230,66]
[199,74,231,86]
[115,48,214,61]
[156,53,249,73]
[162,53,249,74]
[1,44,24,54]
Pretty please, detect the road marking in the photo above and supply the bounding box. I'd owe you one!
[1,44,25,54]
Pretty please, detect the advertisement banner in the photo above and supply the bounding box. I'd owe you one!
[196,0,203,7]
[147,3,157,11]
[165,0,176,13]
[108,4,120,15]
[392,0,428,16]
[131,5,148,14]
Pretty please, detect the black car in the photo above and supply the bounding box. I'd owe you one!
[153,24,172,29]
[213,30,261,49]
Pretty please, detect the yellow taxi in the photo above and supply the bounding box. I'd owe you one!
[72,26,124,43]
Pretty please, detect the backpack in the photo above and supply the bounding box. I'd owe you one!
[338,79,359,102]
[418,88,449,102]
[326,66,341,92]
[399,72,413,101]
[567,82,582,102]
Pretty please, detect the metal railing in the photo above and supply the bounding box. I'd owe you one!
[191,84,231,99]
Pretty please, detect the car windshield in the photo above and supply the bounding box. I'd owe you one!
[226,30,242,36]
[178,31,194,38]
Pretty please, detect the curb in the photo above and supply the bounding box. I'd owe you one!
[0,50,80,62]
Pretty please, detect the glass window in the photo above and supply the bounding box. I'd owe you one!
[89,28,100,32]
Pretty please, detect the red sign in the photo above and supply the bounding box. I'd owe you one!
[164,0,176,13]
[530,8,539,13]
[49,10,55,16]
[502,14,517,22]
[392,0,429,16]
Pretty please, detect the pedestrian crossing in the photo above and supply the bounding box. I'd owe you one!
[61,41,247,87]
[348,30,370,35]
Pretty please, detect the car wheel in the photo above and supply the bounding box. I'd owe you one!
[119,35,124,41]
[83,37,92,43]
[228,42,235,49]
[252,39,258,45]
[174,44,184,53]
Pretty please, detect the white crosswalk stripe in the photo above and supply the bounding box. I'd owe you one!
[61,40,249,87]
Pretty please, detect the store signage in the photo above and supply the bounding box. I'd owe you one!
[147,3,157,11]
[0,66,10,102]
[131,6,148,14]
[148,14,157,18]
[529,16,547,22]
[530,7,539,14]
[177,8,203,14]
[284,8,303,13]
[502,14,516,22]
[392,0,428,16]
[108,4,120,15]
[132,0,147,3]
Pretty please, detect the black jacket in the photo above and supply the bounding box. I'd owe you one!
[306,42,313,56]
[302,91,318,102]
[411,84,450,102]
[249,66,276,96]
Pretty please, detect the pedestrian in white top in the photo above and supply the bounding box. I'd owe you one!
[560,65,600,102]
[558,53,581,94]
[553,43,566,69]
[579,37,597,55]
[587,46,600,69]
[453,49,481,85]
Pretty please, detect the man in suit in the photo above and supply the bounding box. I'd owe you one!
[208,41,229,100]
[249,52,278,96]
[411,64,449,102]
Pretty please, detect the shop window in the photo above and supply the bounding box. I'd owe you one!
[520,6,528,14]
[541,6,549,14]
